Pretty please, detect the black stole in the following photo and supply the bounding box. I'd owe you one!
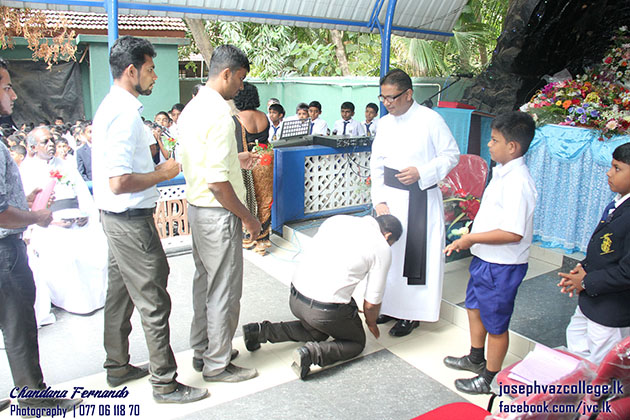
[384,166,435,285]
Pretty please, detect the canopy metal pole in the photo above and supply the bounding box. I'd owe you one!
[379,0,397,116]
[105,0,118,83]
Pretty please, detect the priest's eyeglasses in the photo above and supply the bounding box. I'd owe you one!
[378,89,408,103]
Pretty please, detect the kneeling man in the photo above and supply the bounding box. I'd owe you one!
[242,214,402,379]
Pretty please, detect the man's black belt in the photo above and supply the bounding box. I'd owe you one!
[290,284,342,310]
[101,208,155,218]
[0,233,23,241]
[384,166,436,286]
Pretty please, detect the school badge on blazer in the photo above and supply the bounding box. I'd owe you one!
[600,233,614,255]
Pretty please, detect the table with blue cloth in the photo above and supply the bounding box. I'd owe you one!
[525,124,630,253]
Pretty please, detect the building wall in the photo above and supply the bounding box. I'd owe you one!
[79,35,185,121]
[2,36,186,123]
[180,76,474,127]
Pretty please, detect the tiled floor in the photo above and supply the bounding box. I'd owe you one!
[0,225,580,419]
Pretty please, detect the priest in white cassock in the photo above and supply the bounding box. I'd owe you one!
[20,126,108,326]
[370,69,460,337]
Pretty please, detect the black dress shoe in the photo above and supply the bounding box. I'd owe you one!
[376,314,397,324]
[106,364,150,387]
[192,349,239,372]
[454,375,492,395]
[0,399,11,412]
[18,397,82,411]
[443,355,486,374]
[153,382,209,404]
[389,319,419,337]
[243,323,262,351]
[291,346,312,380]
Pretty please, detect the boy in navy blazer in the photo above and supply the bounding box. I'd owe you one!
[559,142,630,364]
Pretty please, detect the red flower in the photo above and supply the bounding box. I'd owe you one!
[260,154,273,166]
[459,199,480,220]
[259,144,268,150]
[365,176,371,186]
[454,188,467,198]
[50,170,62,180]
[604,56,613,64]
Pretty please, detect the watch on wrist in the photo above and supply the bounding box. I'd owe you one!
[580,280,586,290]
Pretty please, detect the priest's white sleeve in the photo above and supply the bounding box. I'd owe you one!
[416,113,460,190]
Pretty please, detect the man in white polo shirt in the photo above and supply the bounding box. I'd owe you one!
[92,36,207,404]
[241,214,402,379]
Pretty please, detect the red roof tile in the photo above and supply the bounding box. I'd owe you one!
[40,10,187,33]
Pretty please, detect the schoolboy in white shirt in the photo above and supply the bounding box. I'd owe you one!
[443,111,537,395]
[268,103,285,141]
[333,102,366,136]
[308,101,329,135]
[363,102,379,136]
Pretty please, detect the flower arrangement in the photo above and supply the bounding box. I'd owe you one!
[49,169,73,187]
[161,134,177,154]
[524,26,630,140]
[253,141,273,166]
[440,183,481,239]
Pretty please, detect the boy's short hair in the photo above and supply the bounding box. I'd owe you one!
[491,111,535,156]
[296,102,309,112]
[375,214,403,243]
[308,101,322,112]
[613,143,630,165]
[366,103,379,113]
[155,111,170,121]
[10,144,26,157]
[341,101,355,112]
[380,68,412,92]
[170,103,184,113]
[269,103,285,117]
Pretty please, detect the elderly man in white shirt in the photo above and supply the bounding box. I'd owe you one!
[92,35,207,404]
[241,214,402,379]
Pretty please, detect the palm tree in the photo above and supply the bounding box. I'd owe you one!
[393,0,509,77]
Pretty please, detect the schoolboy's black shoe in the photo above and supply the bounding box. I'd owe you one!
[153,382,209,404]
[455,375,492,395]
[18,397,83,412]
[243,323,262,352]
[192,349,239,372]
[376,315,396,324]
[0,399,11,412]
[106,364,149,387]
[291,346,312,380]
[389,320,419,337]
[443,355,486,374]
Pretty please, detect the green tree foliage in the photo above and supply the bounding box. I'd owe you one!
[179,0,508,79]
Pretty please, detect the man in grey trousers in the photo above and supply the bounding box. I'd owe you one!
[178,45,261,382]
[92,36,207,404]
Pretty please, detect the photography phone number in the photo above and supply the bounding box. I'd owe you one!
[73,404,140,417]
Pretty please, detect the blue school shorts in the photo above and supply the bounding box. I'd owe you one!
[465,256,528,335]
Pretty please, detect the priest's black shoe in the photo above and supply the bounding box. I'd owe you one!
[193,349,239,372]
[243,323,262,351]
[389,319,419,337]
[443,355,486,374]
[376,314,396,324]
[454,375,492,395]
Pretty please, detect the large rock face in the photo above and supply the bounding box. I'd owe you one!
[463,0,630,115]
